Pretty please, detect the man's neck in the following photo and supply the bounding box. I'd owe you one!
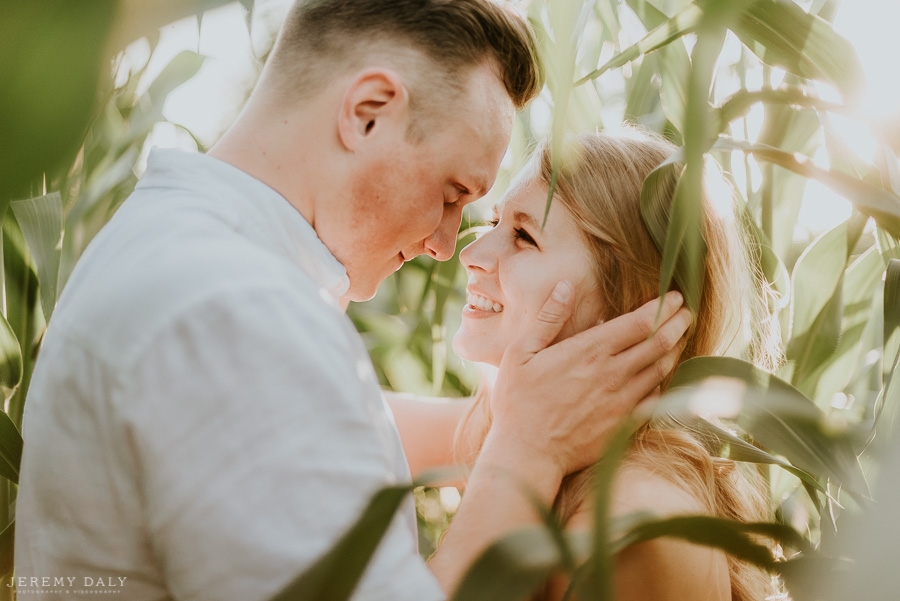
[208,103,319,229]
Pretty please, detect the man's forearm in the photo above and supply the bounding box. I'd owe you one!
[386,393,475,482]
[426,432,563,594]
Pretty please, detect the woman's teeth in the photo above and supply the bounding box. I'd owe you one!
[467,293,503,312]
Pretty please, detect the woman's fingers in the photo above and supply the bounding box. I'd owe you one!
[510,280,575,358]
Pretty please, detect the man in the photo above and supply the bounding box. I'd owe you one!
[15,1,691,599]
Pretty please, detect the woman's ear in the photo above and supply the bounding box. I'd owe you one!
[337,68,409,151]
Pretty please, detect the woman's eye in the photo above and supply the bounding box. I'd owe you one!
[514,227,538,247]
[488,218,500,228]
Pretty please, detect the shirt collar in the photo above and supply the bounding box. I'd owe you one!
[137,148,350,300]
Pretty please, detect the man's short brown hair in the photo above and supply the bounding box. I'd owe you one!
[266,0,543,121]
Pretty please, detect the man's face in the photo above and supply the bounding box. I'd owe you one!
[331,62,516,302]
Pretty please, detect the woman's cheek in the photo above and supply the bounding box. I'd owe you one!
[572,285,604,333]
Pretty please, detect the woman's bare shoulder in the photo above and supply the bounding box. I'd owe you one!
[564,463,729,601]
[609,460,710,518]
[565,458,710,529]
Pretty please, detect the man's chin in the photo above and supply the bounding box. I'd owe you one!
[342,288,378,304]
[342,276,386,305]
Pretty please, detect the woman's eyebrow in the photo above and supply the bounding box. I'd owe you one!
[512,210,540,231]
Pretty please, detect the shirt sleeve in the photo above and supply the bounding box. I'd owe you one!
[119,283,445,601]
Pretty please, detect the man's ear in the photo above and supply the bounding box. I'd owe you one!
[337,68,409,151]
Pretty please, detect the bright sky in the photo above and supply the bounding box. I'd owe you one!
[133,0,900,235]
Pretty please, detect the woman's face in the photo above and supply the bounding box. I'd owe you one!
[452,173,604,367]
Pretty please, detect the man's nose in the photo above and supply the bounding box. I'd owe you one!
[423,213,462,261]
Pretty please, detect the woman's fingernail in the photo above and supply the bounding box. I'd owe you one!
[552,281,571,302]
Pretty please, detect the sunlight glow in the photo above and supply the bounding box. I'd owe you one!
[140,0,894,238]
[834,0,900,120]
[134,1,290,153]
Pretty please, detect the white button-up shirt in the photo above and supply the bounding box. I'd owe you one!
[15,149,444,601]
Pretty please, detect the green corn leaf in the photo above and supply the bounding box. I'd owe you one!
[716,87,844,135]
[655,0,751,315]
[656,42,691,135]
[878,260,900,438]
[11,193,63,322]
[786,213,866,393]
[640,151,707,314]
[812,248,885,403]
[875,226,900,266]
[66,147,139,225]
[883,259,900,387]
[146,50,206,112]
[0,311,22,398]
[267,484,410,601]
[3,212,40,431]
[624,0,672,26]
[0,518,13,575]
[614,515,811,566]
[450,527,589,601]
[575,3,702,86]
[623,54,659,122]
[715,137,900,238]
[755,105,822,259]
[0,2,117,202]
[733,191,791,305]
[664,414,827,498]
[575,417,641,601]
[543,0,596,228]
[731,0,863,99]
[876,144,900,196]
[0,410,23,485]
[665,356,869,499]
[788,282,843,396]
[624,0,691,133]
[644,0,732,315]
[124,51,207,146]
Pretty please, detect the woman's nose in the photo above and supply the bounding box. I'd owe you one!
[459,230,498,273]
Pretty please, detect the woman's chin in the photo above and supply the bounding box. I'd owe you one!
[452,335,501,367]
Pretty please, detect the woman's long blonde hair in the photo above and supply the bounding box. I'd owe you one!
[454,130,780,601]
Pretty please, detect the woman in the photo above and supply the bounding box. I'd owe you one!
[450,130,779,600]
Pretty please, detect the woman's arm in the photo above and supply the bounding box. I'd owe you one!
[546,464,731,601]
[384,392,475,482]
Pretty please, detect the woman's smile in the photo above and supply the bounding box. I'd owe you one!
[452,175,602,366]
[464,288,504,315]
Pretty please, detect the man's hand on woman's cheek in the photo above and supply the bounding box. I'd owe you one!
[487,285,691,479]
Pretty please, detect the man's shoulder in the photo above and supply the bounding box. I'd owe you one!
[52,192,340,369]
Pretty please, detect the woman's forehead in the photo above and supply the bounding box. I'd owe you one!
[494,182,581,236]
